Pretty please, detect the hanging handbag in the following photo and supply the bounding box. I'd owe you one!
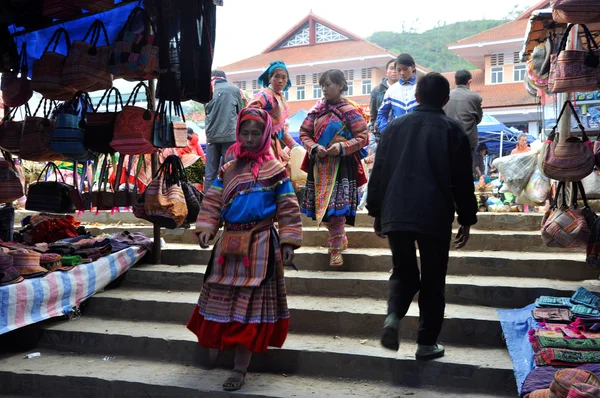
[80,0,114,12]
[1,42,33,108]
[144,157,188,229]
[0,151,25,204]
[50,91,96,162]
[0,105,29,155]
[85,87,123,154]
[91,155,115,211]
[26,162,75,214]
[581,170,600,200]
[113,155,132,207]
[42,0,81,20]
[541,181,593,249]
[31,28,77,101]
[153,100,188,148]
[542,100,594,182]
[109,6,159,81]
[163,155,203,228]
[111,82,156,155]
[548,24,600,94]
[19,99,66,162]
[68,161,92,212]
[63,19,113,93]
[551,0,600,24]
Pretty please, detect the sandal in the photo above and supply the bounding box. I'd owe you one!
[223,369,246,391]
[330,252,343,267]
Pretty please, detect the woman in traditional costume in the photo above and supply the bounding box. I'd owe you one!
[300,69,369,267]
[187,107,303,391]
[247,61,298,170]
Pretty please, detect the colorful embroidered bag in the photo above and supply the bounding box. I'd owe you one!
[541,181,593,249]
[31,28,77,101]
[19,99,65,162]
[0,151,25,204]
[109,6,159,80]
[1,42,33,108]
[144,156,188,229]
[542,100,594,182]
[548,24,600,94]
[551,0,600,24]
[111,82,156,155]
[84,87,123,154]
[62,19,113,93]
[50,91,96,162]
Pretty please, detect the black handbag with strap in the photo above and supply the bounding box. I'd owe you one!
[26,162,75,214]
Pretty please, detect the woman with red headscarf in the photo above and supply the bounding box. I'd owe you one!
[187,108,303,392]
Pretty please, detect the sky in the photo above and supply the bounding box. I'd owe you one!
[213,0,542,67]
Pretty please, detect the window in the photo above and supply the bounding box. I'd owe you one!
[361,68,372,79]
[362,79,372,95]
[491,67,504,84]
[284,91,289,101]
[491,53,505,66]
[296,74,306,86]
[513,52,521,64]
[343,69,354,81]
[313,86,322,99]
[251,80,258,90]
[233,81,247,90]
[296,86,305,100]
[513,64,526,82]
[347,81,354,96]
[312,72,322,84]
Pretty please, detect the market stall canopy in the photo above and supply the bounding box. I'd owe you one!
[478,114,535,155]
[6,1,139,78]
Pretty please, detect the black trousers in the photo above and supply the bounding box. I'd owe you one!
[387,231,450,345]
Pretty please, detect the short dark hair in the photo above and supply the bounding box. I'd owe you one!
[385,59,396,69]
[212,70,226,79]
[416,72,450,108]
[319,69,348,92]
[395,53,415,68]
[455,70,472,85]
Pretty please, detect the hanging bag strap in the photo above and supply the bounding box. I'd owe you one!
[36,162,66,184]
[125,82,152,110]
[43,27,71,54]
[95,87,124,113]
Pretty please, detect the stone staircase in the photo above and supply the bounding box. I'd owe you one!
[1,211,599,397]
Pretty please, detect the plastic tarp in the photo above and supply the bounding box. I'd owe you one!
[478,114,536,155]
[8,1,139,78]
[497,304,538,395]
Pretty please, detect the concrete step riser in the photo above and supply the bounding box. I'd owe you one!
[37,329,516,394]
[121,269,585,309]
[81,297,504,347]
[159,249,597,281]
[89,226,565,253]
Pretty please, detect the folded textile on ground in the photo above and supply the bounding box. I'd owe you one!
[572,304,600,318]
[572,287,600,310]
[533,308,572,323]
[535,347,600,366]
[537,297,573,308]
[531,336,600,352]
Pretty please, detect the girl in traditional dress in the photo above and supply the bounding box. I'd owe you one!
[187,108,303,391]
[247,61,298,169]
[300,69,369,267]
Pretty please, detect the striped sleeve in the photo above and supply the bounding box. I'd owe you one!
[281,120,298,149]
[300,113,318,152]
[341,109,369,156]
[195,178,223,236]
[275,179,303,248]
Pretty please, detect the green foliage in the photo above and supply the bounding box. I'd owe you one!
[185,158,205,184]
[368,20,506,72]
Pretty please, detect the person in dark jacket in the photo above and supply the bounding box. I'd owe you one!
[204,70,245,191]
[369,59,399,150]
[443,70,483,150]
[366,72,477,360]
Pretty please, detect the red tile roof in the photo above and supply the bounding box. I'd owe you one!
[221,40,394,72]
[442,70,537,109]
[451,19,529,46]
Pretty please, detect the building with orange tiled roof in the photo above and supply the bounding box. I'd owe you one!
[219,12,429,118]
[447,1,551,133]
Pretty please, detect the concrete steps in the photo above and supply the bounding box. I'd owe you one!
[33,317,516,395]
[0,348,513,398]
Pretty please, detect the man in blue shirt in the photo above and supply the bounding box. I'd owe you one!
[376,53,418,134]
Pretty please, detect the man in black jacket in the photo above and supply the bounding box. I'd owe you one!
[366,72,477,360]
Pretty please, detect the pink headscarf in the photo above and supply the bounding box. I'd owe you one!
[226,107,274,179]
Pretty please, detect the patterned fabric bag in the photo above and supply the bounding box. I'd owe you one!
[542,100,594,182]
[25,162,75,214]
[42,0,81,20]
[162,155,203,228]
[542,181,593,249]
[0,105,29,155]
[68,161,92,212]
[80,0,114,12]
[109,6,159,81]
[31,28,77,101]
[551,0,600,24]
[19,99,65,162]
[0,151,25,204]
[549,24,600,94]
[50,91,96,162]
[85,87,123,154]
[1,42,33,108]
[62,19,113,93]
[111,82,156,155]
[144,157,188,229]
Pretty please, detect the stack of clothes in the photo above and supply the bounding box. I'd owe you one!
[531,287,600,367]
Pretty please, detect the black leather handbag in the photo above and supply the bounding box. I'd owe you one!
[26,162,75,214]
